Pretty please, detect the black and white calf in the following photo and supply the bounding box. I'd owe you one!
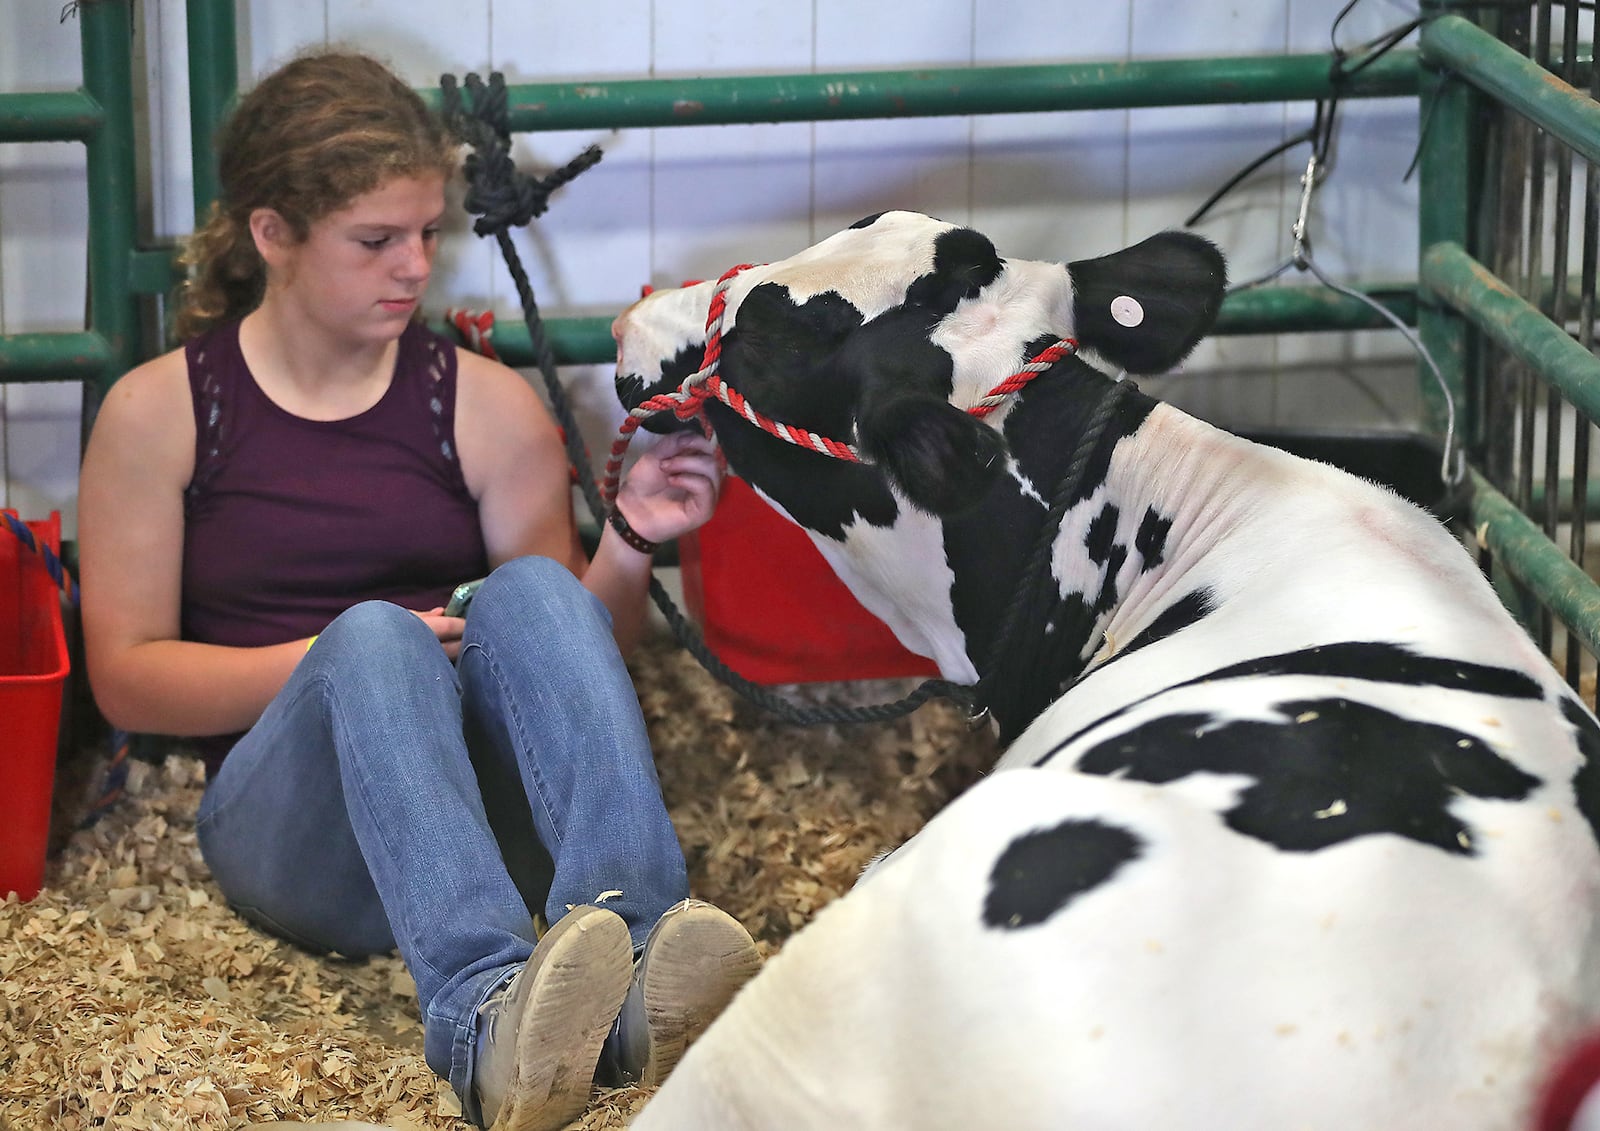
[611,210,1600,1130]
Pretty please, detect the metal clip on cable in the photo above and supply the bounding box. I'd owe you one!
[1230,144,1466,490]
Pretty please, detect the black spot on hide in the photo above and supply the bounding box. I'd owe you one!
[980,590,1108,748]
[857,392,1007,515]
[1076,697,1540,854]
[1135,507,1173,572]
[906,227,1003,312]
[1085,504,1120,564]
[615,372,646,411]
[710,287,903,540]
[1012,357,1157,512]
[943,359,1159,742]
[849,212,887,229]
[1094,545,1127,613]
[1562,696,1600,849]
[846,306,1006,516]
[984,818,1144,929]
[1196,642,1546,699]
[618,342,716,436]
[1117,588,1217,660]
[842,228,1002,511]
[1038,641,1547,771]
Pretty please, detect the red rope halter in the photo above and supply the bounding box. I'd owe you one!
[601,263,1078,506]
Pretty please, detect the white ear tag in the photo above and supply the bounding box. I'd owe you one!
[1111,295,1145,328]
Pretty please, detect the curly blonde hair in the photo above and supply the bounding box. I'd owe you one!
[172,49,458,340]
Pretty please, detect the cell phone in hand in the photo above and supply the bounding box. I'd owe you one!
[444,578,485,618]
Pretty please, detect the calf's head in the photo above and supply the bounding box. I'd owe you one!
[611,210,1226,687]
[614,211,1223,517]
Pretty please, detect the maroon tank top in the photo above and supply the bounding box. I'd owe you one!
[181,319,490,650]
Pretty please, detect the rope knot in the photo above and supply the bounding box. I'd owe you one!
[673,377,717,419]
[441,70,605,239]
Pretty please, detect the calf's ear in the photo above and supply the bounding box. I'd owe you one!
[1068,231,1227,374]
[858,394,1007,516]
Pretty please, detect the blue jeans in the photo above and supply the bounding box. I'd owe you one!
[194,555,689,1124]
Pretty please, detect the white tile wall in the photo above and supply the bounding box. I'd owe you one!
[1,0,1431,535]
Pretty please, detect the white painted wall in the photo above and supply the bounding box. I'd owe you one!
[1,0,1427,537]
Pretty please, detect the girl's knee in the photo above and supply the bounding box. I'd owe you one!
[311,599,448,678]
[468,556,614,649]
[321,599,430,646]
[484,554,579,597]
[476,556,593,619]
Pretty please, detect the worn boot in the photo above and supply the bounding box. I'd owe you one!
[474,905,633,1130]
[600,899,763,1088]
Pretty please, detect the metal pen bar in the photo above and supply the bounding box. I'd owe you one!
[1578,10,1600,700]
[1520,2,1552,584]
[1422,14,1600,166]
[1417,1,1476,479]
[185,0,237,224]
[1421,241,1600,427]
[1554,0,1588,688]
[78,0,143,389]
[1543,2,1573,656]
[1472,468,1600,658]
[1480,3,1528,488]
[418,50,1420,134]
[1532,476,1600,517]
[0,91,101,143]
[0,332,114,382]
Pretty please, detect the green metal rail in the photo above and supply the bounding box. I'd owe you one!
[1421,241,1600,425]
[412,49,1418,132]
[1472,470,1600,657]
[1418,10,1600,666]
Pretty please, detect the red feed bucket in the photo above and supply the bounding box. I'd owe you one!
[0,511,70,902]
[677,477,938,686]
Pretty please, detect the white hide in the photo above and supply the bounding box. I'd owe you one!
[631,413,1600,1131]
[636,769,1594,1131]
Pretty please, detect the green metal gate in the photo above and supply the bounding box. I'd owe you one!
[0,1,235,395]
[1417,3,1600,698]
[3,0,1598,699]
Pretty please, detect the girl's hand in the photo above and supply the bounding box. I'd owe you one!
[614,430,723,545]
[413,607,466,660]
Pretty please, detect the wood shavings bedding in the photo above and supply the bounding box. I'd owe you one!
[1,632,994,1130]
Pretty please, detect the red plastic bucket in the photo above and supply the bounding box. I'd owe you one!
[0,511,70,902]
[677,478,937,686]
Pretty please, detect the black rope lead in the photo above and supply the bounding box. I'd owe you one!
[965,378,1139,733]
[439,73,607,516]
